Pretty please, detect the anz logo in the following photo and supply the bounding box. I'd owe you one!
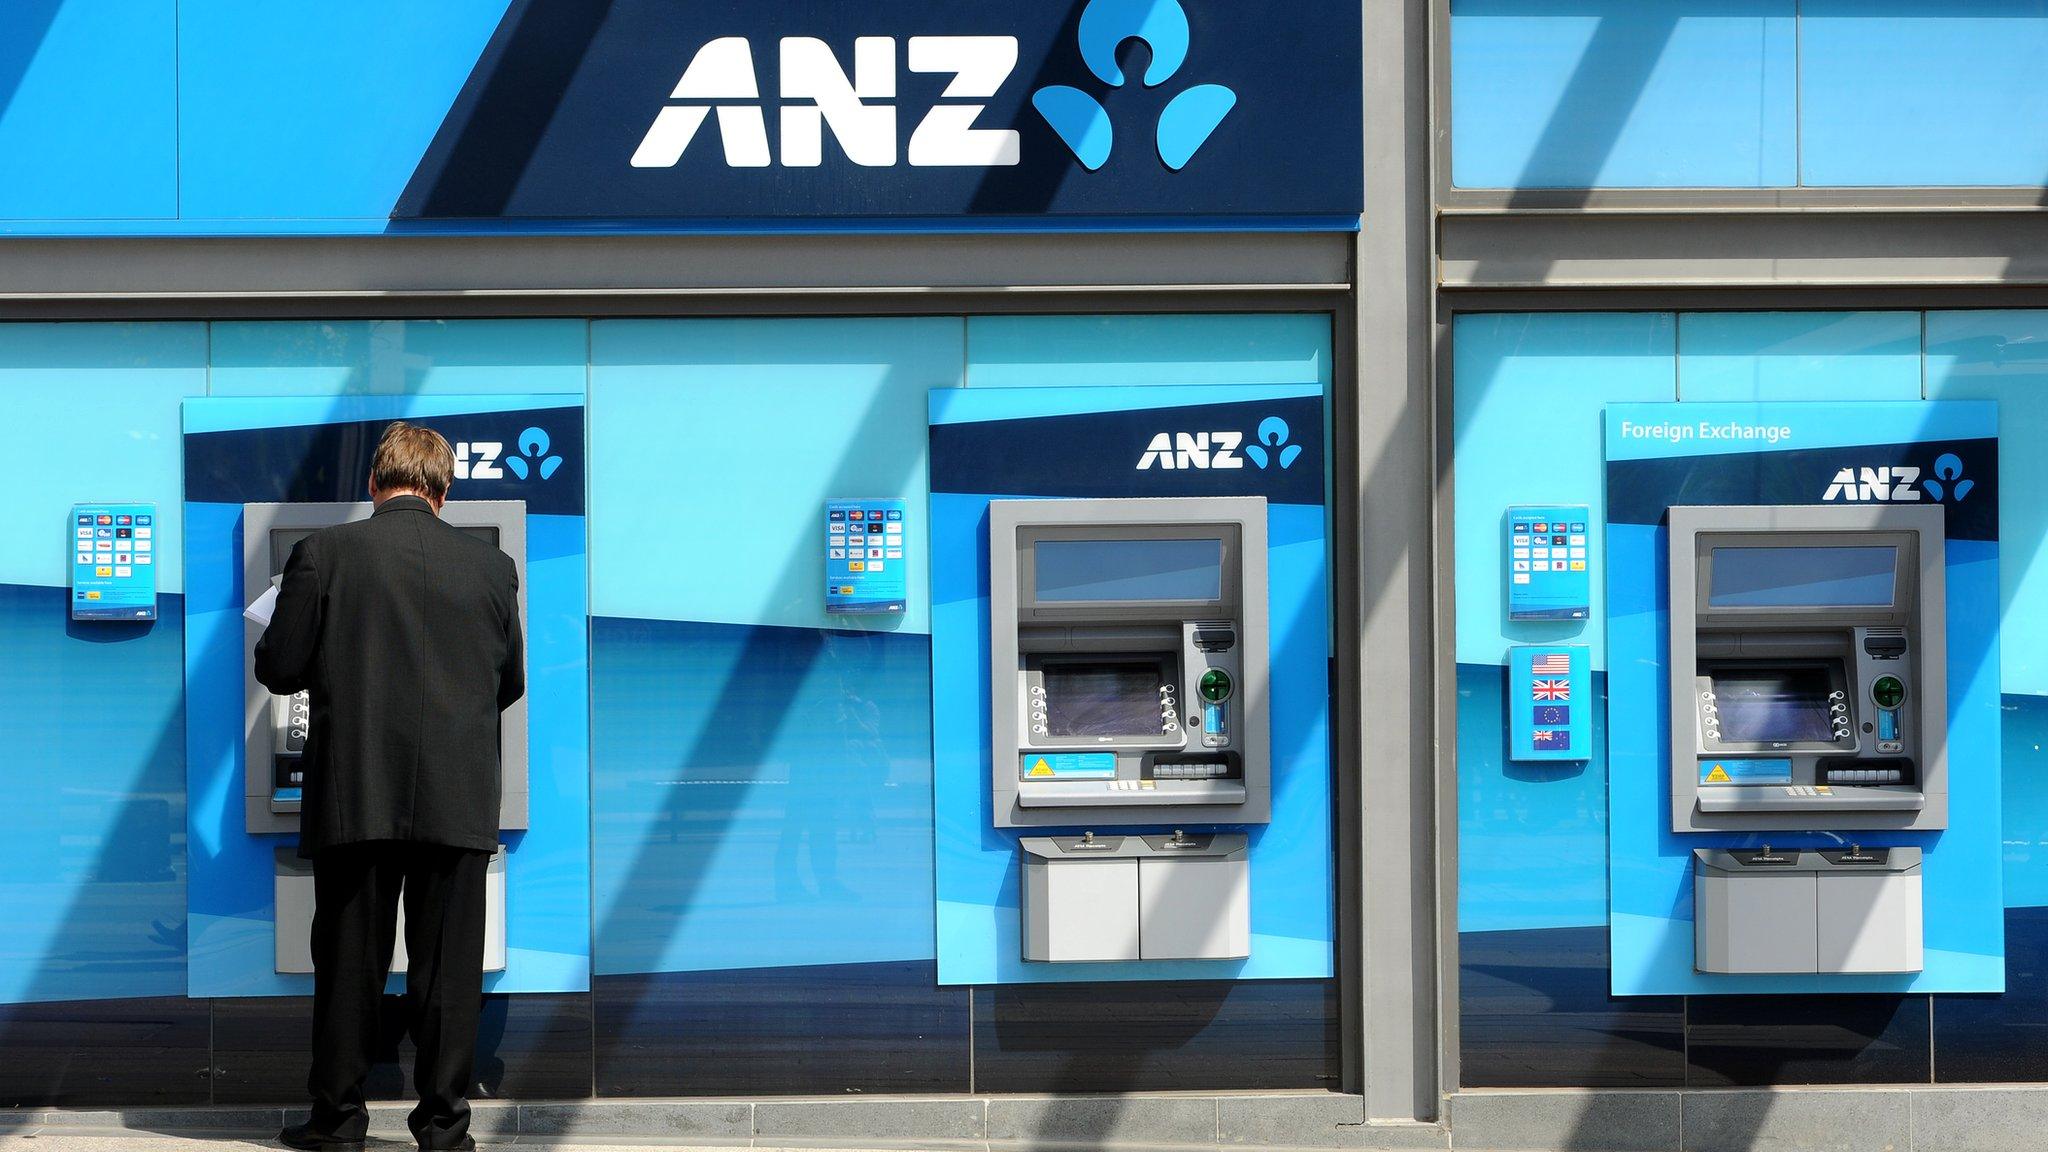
[1137,416,1301,471]
[454,427,564,483]
[631,0,1232,172]
[1820,454,1974,503]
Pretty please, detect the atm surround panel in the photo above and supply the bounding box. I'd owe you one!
[241,500,531,836]
[1668,505,1948,833]
[988,497,1270,829]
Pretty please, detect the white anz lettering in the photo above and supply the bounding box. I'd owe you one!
[1209,430,1244,469]
[780,37,897,167]
[907,36,1021,166]
[633,35,1025,169]
[1137,432,1175,470]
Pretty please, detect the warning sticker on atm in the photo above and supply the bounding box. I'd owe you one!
[1699,759,1793,785]
[1022,753,1117,779]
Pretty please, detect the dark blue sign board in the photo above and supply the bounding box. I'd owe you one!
[395,0,1362,228]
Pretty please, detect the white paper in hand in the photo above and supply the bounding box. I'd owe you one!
[244,577,283,627]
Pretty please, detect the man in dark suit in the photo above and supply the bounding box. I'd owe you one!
[256,422,525,1152]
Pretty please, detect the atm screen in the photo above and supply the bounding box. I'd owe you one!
[1708,546,1897,608]
[1035,539,1223,602]
[1041,661,1168,738]
[1711,667,1837,744]
[270,525,501,577]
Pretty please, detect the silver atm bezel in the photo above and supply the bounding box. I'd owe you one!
[1667,503,1948,833]
[988,496,1270,829]
[240,499,530,836]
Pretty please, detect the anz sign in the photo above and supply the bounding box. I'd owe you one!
[393,0,1360,225]
[632,0,1238,173]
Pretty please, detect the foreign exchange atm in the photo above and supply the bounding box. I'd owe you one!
[1668,504,1945,974]
[987,497,1267,963]
[242,500,527,974]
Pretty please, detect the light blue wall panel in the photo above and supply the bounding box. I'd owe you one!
[1678,312,1923,401]
[0,323,207,593]
[1926,310,2048,694]
[0,1,177,220]
[1449,0,1796,188]
[1801,2,2048,187]
[589,318,964,631]
[1451,313,1677,669]
[178,0,511,220]
[966,314,1331,389]
[208,320,588,397]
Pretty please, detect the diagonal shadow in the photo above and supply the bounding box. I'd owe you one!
[0,0,64,115]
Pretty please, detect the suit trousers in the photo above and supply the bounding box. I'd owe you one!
[307,841,490,1148]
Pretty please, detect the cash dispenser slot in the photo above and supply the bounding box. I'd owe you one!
[1693,847,1922,974]
[1020,833,1250,962]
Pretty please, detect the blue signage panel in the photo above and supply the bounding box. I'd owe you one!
[826,498,908,615]
[1508,645,1588,762]
[70,503,159,621]
[1505,504,1591,621]
[393,0,1361,228]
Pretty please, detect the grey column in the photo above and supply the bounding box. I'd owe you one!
[1347,0,1442,1123]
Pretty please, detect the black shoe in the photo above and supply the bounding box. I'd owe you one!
[278,1122,365,1152]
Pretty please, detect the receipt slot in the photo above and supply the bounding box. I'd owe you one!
[242,500,527,974]
[1669,505,1947,833]
[988,497,1270,829]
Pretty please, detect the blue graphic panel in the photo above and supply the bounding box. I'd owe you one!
[177,0,513,220]
[1800,1,2048,187]
[70,504,159,621]
[589,618,935,975]
[182,395,590,996]
[0,583,186,1004]
[0,323,206,594]
[1602,402,2003,994]
[1678,312,1923,402]
[1452,313,1676,670]
[1448,0,1796,188]
[1456,664,1610,935]
[1925,311,2048,698]
[208,320,588,397]
[588,317,963,633]
[966,315,1332,390]
[929,385,1333,984]
[0,1,176,220]
[1509,646,1588,762]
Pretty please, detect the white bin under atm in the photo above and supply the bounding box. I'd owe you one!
[1694,847,1922,975]
[1021,833,1249,962]
[274,848,508,975]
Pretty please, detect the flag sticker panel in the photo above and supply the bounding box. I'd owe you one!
[1509,645,1589,763]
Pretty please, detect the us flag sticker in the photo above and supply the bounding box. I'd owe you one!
[1530,652,1572,675]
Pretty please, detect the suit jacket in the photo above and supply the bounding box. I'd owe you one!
[255,495,525,857]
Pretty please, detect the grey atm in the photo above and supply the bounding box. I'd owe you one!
[1669,504,1946,833]
[1669,505,1944,976]
[990,498,1266,964]
[243,501,526,975]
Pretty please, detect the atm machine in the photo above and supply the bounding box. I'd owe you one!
[242,500,527,975]
[987,497,1268,963]
[1667,504,1944,975]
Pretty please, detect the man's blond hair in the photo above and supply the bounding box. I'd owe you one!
[370,421,456,501]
